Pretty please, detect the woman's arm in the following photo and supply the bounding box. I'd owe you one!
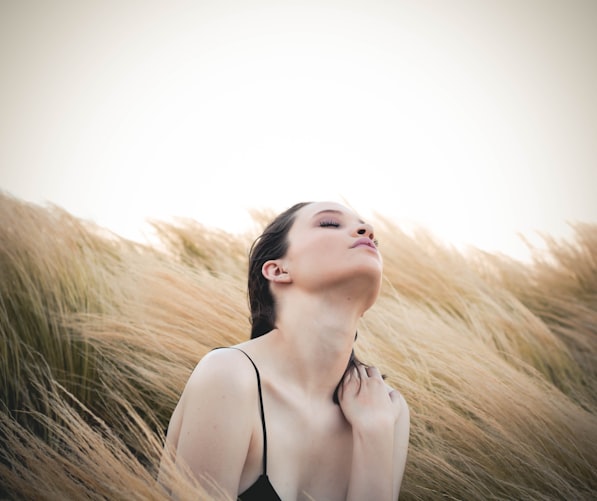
[167,349,257,499]
[339,365,408,501]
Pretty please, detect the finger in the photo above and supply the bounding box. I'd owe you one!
[357,364,369,379]
[337,381,344,402]
[342,366,356,386]
[366,366,382,379]
[388,388,401,402]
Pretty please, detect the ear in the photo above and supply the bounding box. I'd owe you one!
[262,260,292,284]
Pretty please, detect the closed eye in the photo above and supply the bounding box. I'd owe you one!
[319,219,340,228]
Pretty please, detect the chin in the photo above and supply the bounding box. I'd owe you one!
[307,263,383,298]
[355,263,383,287]
[352,269,383,306]
[366,280,383,308]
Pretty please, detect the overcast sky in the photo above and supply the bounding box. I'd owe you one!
[1,0,596,260]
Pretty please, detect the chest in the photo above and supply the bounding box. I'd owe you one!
[265,398,354,500]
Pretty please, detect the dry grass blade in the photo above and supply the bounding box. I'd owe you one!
[1,192,596,500]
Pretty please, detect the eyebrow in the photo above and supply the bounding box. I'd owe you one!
[312,209,365,224]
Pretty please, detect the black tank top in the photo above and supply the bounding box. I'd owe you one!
[215,347,282,501]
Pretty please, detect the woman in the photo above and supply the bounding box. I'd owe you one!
[162,201,410,500]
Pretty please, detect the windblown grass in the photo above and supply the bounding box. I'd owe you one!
[1,192,595,500]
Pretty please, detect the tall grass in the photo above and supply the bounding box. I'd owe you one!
[1,192,595,500]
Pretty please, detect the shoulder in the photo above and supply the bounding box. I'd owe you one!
[396,390,409,417]
[179,348,260,412]
[388,385,410,445]
[385,383,410,422]
[168,348,262,496]
[186,348,258,392]
[172,348,260,447]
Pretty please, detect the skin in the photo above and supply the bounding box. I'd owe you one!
[163,202,410,500]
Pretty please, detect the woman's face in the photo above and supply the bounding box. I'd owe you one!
[281,201,383,298]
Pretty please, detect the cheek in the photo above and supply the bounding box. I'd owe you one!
[287,236,335,264]
[286,245,338,283]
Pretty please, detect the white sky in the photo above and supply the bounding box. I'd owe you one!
[1,0,596,261]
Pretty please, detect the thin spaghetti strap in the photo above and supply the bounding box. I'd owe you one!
[212,347,268,475]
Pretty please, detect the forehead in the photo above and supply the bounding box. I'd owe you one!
[295,201,362,224]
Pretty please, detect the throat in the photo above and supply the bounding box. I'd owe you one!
[272,335,354,402]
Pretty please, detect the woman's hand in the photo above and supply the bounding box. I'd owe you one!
[338,364,402,429]
[338,364,408,501]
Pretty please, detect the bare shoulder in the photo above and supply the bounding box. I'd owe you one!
[167,347,259,444]
[165,348,262,497]
[385,383,410,418]
[384,384,410,497]
[183,348,258,398]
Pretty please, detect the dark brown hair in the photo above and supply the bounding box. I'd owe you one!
[247,202,312,339]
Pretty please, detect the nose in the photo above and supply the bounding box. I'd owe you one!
[355,222,375,240]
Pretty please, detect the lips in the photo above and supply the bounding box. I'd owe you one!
[351,237,377,250]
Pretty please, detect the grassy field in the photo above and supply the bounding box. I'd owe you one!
[1,192,595,500]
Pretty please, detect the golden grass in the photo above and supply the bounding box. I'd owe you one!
[1,192,595,500]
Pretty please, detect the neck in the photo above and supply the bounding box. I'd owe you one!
[269,291,364,401]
